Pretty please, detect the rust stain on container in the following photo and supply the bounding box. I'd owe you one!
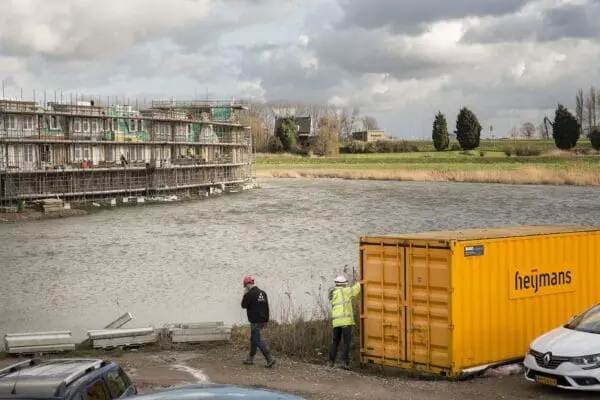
[359,224,600,378]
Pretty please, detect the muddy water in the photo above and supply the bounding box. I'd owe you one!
[1,178,600,343]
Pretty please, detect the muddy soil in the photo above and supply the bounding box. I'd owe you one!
[1,346,593,399]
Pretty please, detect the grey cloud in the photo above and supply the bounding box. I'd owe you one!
[237,43,346,103]
[462,2,600,44]
[337,0,531,34]
[311,28,462,81]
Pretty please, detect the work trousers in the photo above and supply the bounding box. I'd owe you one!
[329,325,352,364]
[249,322,272,360]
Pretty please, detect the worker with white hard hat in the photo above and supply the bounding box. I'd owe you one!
[328,274,361,369]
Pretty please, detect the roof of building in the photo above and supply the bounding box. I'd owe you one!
[361,224,600,243]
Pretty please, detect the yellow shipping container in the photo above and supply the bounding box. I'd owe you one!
[359,224,600,378]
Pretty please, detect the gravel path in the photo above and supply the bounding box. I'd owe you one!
[1,347,595,399]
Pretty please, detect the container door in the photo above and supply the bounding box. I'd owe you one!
[406,245,453,370]
[360,243,406,366]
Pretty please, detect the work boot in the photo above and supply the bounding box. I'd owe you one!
[329,360,335,368]
[243,357,254,365]
[341,362,350,370]
[266,358,276,368]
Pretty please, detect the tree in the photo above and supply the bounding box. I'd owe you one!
[537,122,549,139]
[431,111,449,151]
[585,87,597,137]
[576,89,584,134]
[248,116,269,153]
[520,122,536,139]
[313,116,340,156]
[455,107,482,150]
[551,104,580,150]
[339,107,360,141]
[275,117,297,151]
[362,116,379,130]
[591,126,600,150]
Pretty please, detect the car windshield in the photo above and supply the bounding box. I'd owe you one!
[565,304,600,334]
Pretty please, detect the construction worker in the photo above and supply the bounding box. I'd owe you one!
[241,276,276,368]
[328,275,361,369]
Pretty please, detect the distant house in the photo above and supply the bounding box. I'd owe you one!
[274,115,314,147]
[352,130,385,142]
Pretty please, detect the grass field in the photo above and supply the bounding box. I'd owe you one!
[254,140,600,186]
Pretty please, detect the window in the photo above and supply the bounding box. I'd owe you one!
[75,147,81,160]
[73,119,81,132]
[40,145,50,162]
[91,120,98,133]
[8,115,17,130]
[50,116,59,130]
[106,145,113,162]
[86,380,110,400]
[24,145,34,162]
[82,119,89,132]
[83,147,90,160]
[105,367,131,398]
[23,116,34,130]
[139,120,144,131]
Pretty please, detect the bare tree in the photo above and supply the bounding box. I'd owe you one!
[339,107,361,141]
[362,115,379,130]
[585,86,597,137]
[537,122,549,139]
[520,122,536,139]
[509,125,518,138]
[576,88,584,132]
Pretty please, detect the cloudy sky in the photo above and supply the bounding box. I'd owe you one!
[1,0,599,139]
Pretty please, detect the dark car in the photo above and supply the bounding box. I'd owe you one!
[134,384,304,399]
[0,358,137,400]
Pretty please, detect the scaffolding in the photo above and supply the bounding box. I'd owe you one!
[0,92,253,207]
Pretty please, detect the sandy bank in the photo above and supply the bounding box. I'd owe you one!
[255,166,600,186]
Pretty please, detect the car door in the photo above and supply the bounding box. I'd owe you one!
[104,367,136,398]
[84,379,111,400]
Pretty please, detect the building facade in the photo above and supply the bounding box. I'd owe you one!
[352,130,385,142]
[0,97,253,206]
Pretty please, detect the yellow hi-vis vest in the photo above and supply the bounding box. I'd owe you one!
[330,283,361,328]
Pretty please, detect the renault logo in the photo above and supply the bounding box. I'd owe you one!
[543,352,552,367]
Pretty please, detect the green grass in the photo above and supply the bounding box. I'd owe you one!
[405,139,593,152]
[255,149,600,172]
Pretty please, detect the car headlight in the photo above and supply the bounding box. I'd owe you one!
[572,354,600,370]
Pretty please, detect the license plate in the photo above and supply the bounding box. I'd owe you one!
[535,375,558,386]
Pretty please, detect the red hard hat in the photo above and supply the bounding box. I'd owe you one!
[243,276,255,287]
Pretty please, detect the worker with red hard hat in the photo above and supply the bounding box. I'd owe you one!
[241,275,276,368]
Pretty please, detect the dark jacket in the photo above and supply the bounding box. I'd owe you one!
[241,286,270,323]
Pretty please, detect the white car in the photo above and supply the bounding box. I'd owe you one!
[524,303,600,391]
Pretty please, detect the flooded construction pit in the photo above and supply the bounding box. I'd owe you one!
[1,178,600,342]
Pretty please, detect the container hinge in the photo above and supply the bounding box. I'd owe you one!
[449,324,455,331]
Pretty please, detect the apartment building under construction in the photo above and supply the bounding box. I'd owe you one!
[0,94,253,208]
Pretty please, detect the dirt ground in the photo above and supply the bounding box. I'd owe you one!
[1,346,596,399]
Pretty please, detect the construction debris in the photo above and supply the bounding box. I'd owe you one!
[104,312,133,329]
[4,331,76,354]
[168,322,232,344]
[87,327,157,349]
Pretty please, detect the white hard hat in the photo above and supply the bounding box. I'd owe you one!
[334,275,348,285]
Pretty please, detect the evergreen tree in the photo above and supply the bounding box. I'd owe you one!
[552,104,580,150]
[432,111,449,151]
[455,107,481,150]
[590,126,600,150]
